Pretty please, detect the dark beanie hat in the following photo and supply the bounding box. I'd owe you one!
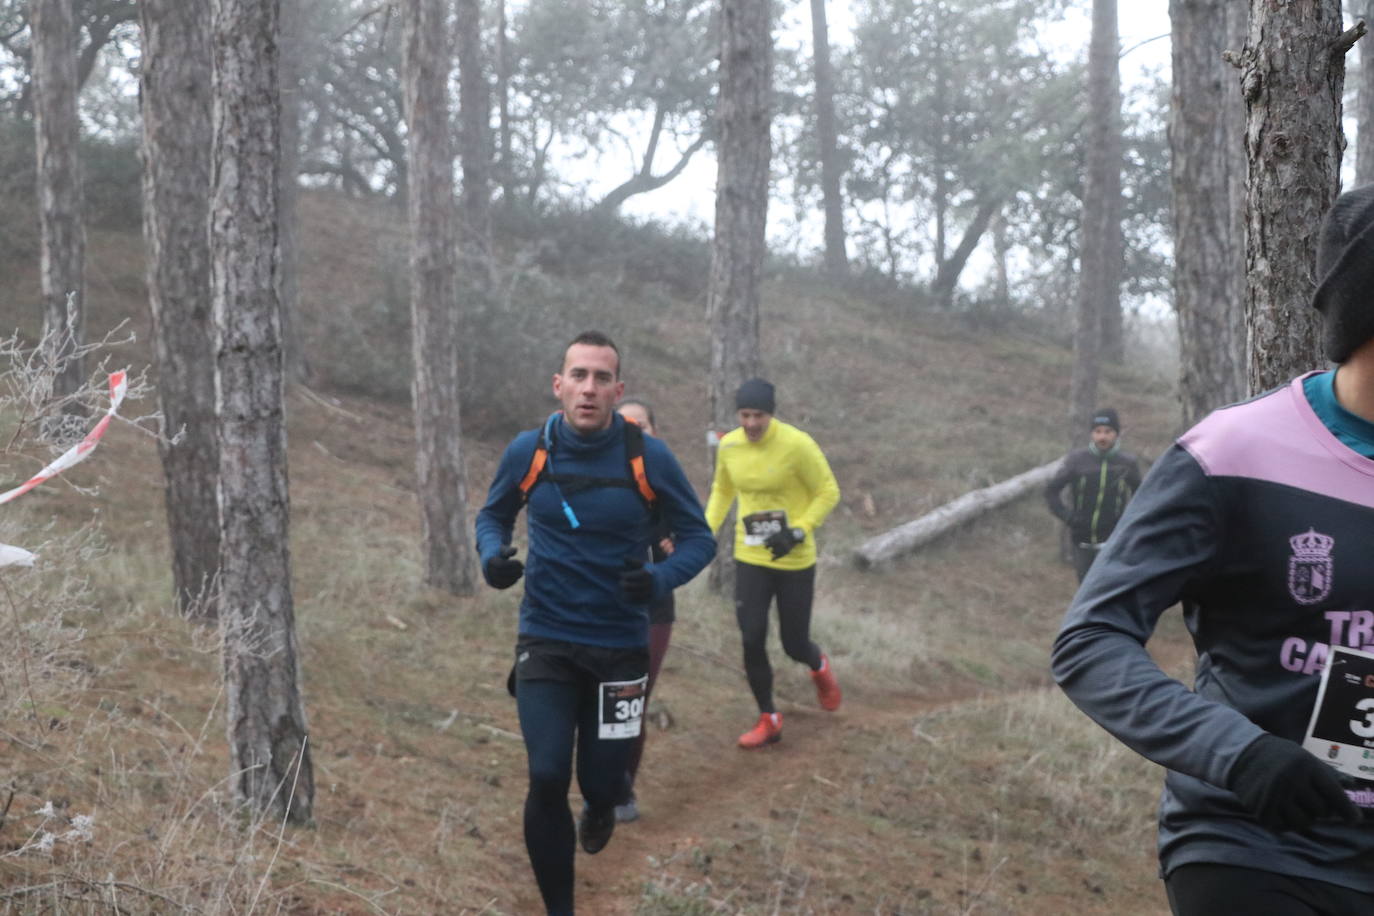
[1090,408,1120,433]
[736,378,776,413]
[1312,184,1374,362]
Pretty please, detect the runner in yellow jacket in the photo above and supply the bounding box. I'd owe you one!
[705,378,843,748]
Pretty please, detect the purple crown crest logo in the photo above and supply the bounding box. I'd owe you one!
[1288,528,1334,605]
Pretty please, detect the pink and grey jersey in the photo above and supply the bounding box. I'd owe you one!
[1052,373,1374,892]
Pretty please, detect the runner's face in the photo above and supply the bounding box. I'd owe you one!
[738,408,772,442]
[617,403,655,436]
[553,344,623,434]
[1090,424,1118,451]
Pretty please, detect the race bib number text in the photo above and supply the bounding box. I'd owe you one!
[598,676,648,740]
[743,510,788,547]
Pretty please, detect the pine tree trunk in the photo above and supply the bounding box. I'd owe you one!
[809,0,846,278]
[1356,0,1374,186]
[1237,0,1354,392]
[278,0,308,384]
[211,0,314,825]
[139,0,221,618]
[1070,0,1122,443]
[1171,0,1247,426]
[706,0,771,589]
[456,0,491,262]
[403,0,477,597]
[495,0,516,210]
[30,0,85,405]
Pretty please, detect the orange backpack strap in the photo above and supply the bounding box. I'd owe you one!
[518,447,547,500]
[622,421,658,508]
[518,412,560,503]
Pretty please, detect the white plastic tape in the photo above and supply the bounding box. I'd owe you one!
[0,371,127,506]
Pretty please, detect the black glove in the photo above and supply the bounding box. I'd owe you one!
[1226,734,1360,832]
[764,526,805,560]
[618,557,654,604]
[485,546,524,589]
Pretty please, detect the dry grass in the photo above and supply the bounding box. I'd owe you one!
[0,190,1190,914]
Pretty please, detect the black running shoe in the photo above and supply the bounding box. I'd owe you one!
[578,803,615,854]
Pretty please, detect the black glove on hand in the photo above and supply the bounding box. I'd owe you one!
[485,546,524,589]
[764,526,804,560]
[618,557,655,604]
[1227,734,1360,832]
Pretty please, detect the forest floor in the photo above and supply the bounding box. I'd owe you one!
[0,192,1189,914]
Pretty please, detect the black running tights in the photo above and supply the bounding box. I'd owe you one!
[734,561,821,714]
[1166,863,1374,916]
[517,677,634,915]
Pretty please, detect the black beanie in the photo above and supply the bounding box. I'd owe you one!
[1312,184,1374,362]
[1090,408,1120,433]
[736,378,776,413]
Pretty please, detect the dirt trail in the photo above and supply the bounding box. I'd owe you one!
[572,685,949,916]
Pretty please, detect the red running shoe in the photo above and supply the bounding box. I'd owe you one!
[738,712,782,748]
[811,654,842,711]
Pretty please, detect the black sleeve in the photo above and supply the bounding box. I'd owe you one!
[1050,444,1264,788]
[1045,457,1073,522]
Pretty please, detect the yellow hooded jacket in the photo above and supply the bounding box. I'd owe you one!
[705,418,841,571]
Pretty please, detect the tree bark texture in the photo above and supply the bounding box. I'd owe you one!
[1357,0,1374,186]
[1171,0,1247,426]
[211,0,314,825]
[456,0,491,258]
[30,0,85,403]
[853,460,1061,569]
[1068,0,1122,443]
[495,0,516,209]
[139,0,221,618]
[707,0,770,435]
[1237,0,1353,392]
[706,0,771,591]
[403,0,477,596]
[277,0,308,383]
[809,0,847,278]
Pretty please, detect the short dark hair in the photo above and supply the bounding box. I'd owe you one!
[618,397,656,429]
[564,330,621,378]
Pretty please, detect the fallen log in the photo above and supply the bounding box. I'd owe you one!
[852,457,1062,569]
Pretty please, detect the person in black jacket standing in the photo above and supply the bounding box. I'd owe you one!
[1045,408,1142,581]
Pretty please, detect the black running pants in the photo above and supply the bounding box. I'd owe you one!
[1166,863,1374,916]
[516,677,635,915]
[734,561,822,714]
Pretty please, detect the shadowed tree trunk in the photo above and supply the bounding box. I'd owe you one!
[403,0,477,596]
[1357,0,1374,186]
[809,0,846,278]
[30,0,85,407]
[1171,0,1247,426]
[1069,0,1122,443]
[139,0,221,618]
[211,0,314,825]
[456,0,491,261]
[495,0,516,210]
[706,0,771,589]
[1233,0,1360,391]
[278,0,308,383]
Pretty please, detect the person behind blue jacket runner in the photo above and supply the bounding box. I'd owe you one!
[1052,185,1374,915]
[475,331,714,916]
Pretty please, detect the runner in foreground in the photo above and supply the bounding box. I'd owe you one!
[1052,186,1374,914]
[705,378,842,749]
[476,332,714,915]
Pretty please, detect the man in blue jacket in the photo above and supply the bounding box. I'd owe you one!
[476,330,714,916]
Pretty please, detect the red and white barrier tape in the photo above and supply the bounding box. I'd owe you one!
[0,371,127,567]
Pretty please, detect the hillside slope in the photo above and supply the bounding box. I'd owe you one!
[0,192,1186,914]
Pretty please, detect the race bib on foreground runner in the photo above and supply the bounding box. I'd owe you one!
[598,676,648,740]
[1303,646,1374,782]
[742,510,788,547]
